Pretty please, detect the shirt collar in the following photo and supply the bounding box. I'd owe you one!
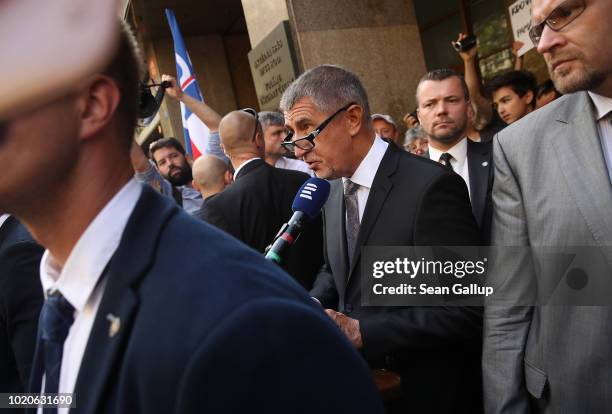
[39,178,142,312]
[233,157,262,179]
[343,136,389,189]
[428,137,468,166]
[0,214,10,229]
[588,92,612,121]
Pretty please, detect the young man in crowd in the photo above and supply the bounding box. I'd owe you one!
[486,70,538,125]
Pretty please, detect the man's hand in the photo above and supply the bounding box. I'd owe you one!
[511,40,524,57]
[453,33,477,62]
[130,140,151,173]
[325,309,362,348]
[511,41,525,70]
[403,112,419,129]
[161,74,183,100]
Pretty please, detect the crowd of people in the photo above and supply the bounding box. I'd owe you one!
[1,0,611,413]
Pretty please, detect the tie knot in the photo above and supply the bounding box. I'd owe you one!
[439,152,453,165]
[343,179,360,195]
[41,292,75,343]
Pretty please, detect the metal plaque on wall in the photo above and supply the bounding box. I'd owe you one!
[248,20,299,111]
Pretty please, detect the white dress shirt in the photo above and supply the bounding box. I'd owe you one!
[343,136,389,223]
[588,92,612,184]
[38,179,142,413]
[275,156,315,176]
[0,214,9,229]
[428,137,471,198]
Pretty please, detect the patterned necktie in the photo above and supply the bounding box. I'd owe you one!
[343,179,361,267]
[30,291,75,412]
[439,152,454,171]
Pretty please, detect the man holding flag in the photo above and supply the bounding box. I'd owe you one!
[131,74,227,216]
[132,9,229,215]
[164,8,219,160]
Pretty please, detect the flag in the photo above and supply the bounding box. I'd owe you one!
[165,8,209,159]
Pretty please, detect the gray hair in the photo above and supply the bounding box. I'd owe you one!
[404,126,427,147]
[258,111,284,131]
[279,64,371,123]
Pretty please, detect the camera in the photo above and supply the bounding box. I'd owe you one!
[452,35,477,52]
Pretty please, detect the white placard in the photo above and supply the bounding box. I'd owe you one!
[508,0,535,56]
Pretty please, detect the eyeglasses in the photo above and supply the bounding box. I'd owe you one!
[241,107,258,142]
[529,0,586,46]
[281,103,355,152]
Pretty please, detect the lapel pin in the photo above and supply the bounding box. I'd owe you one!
[106,313,121,338]
[481,161,488,167]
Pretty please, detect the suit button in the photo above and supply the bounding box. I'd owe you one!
[345,304,353,313]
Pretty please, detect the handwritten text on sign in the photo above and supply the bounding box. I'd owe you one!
[509,0,534,56]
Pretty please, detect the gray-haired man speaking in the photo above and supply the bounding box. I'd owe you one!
[281,64,483,413]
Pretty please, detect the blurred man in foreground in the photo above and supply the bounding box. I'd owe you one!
[0,22,383,413]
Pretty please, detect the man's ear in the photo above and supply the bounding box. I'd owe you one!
[524,90,535,107]
[345,105,364,136]
[224,170,233,185]
[77,75,120,141]
[192,179,201,193]
[255,130,265,149]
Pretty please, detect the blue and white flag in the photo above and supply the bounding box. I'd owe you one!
[165,8,209,158]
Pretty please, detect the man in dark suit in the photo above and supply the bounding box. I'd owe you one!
[202,110,323,289]
[0,23,383,413]
[280,64,483,413]
[0,215,43,394]
[418,68,494,243]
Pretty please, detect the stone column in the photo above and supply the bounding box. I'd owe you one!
[284,0,427,128]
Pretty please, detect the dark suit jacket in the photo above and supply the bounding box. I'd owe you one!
[0,217,43,393]
[311,144,483,413]
[201,159,324,289]
[27,185,382,414]
[467,139,494,244]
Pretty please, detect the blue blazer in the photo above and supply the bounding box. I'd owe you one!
[0,217,43,394]
[31,185,383,413]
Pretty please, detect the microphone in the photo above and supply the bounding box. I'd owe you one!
[265,177,330,264]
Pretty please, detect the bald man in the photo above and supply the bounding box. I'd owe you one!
[200,110,324,290]
[191,155,233,200]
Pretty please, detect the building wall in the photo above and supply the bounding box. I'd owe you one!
[242,0,290,47]
[243,0,427,130]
